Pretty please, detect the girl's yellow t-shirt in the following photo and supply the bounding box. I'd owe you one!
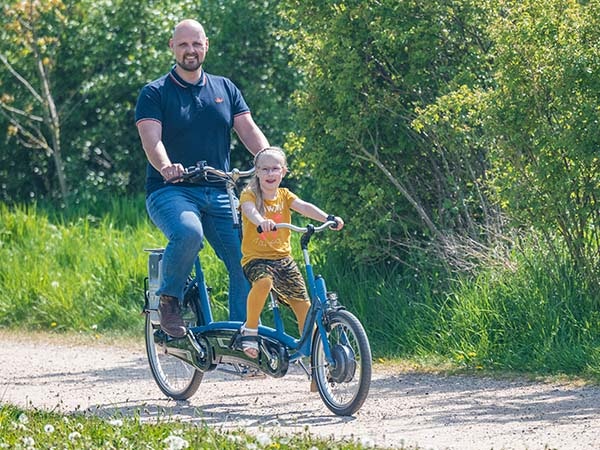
[240,187,298,266]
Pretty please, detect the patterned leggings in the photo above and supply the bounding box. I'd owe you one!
[243,257,311,334]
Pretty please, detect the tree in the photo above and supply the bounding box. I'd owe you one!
[0,0,298,206]
[280,0,496,263]
[481,0,600,280]
[0,0,70,202]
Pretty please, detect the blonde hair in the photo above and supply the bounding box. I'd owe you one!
[247,146,287,215]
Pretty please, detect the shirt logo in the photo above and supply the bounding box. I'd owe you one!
[215,97,224,103]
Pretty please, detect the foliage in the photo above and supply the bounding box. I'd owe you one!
[278,0,497,264]
[480,0,600,283]
[0,0,295,207]
[0,0,72,202]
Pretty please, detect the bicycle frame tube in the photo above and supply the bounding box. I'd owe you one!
[190,257,213,324]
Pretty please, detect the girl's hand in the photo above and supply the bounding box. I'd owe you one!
[329,216,344,230]
[258,219,277,233]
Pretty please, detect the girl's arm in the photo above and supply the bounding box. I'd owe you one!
[290,199,345,230]
[241,201,277,232]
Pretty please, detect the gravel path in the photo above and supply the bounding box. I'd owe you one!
[1,332,599,449]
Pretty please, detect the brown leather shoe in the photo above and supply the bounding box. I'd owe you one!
[158,295,186,338]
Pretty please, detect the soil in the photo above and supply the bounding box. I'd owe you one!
[1,331,598,450]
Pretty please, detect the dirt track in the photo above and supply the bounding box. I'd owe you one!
[1,332,599,450]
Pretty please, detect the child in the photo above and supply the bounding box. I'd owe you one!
[238,147,344,358]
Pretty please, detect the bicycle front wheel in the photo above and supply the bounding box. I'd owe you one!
[311,309,372,416]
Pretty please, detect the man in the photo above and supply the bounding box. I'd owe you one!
[135,19,269,337]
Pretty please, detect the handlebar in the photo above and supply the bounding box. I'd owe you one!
[166,161,255,185]
[257,221,339,234]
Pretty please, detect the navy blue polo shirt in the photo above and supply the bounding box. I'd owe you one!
[135,66,250,196]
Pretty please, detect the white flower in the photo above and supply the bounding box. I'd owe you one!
[44,424,55,434]
[21,436,34,447]
[255,432,272,446]
[246,444,258,450]
[51,281,60,289]
[162,435,189,450]
[18,414,29,424]
[226,435,243,443]
[91,324,98,330]
[109,418,123,427]
[358,436,375,448]
[68,431,81,441]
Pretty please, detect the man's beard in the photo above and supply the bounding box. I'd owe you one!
[177,54,203,72]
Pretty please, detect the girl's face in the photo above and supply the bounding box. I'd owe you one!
[256,153,287,194]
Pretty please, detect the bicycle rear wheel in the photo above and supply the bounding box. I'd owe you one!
[144,284,203,400]
[311,309,372,416]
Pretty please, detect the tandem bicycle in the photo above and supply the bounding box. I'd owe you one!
[142,161,372,416]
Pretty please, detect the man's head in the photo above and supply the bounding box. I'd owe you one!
[170,19,209,72]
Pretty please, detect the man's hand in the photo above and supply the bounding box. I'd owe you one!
[161,163,185,182]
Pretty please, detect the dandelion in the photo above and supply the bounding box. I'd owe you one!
[162,434,189,450]
[21,436,34,447]
[18,413,29,424]
[358,436,375,448]
[44,424,55,434]
[109,418,123,427]
[51,322,58,328]
[68,431,81,441]
[255,432,272,446]
[226,435,243,444]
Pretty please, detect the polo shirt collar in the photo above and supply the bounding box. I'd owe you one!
[168,65,207,88]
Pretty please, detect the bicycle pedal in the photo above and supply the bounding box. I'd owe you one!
[239,367,267,380]
[237,363,266,379]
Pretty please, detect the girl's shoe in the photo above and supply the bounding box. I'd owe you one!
[239,324,259,358]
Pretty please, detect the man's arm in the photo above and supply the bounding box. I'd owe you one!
[233,113,269,155]
[137,119,183,178]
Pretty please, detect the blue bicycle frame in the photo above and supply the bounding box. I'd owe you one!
[186,222,338,366]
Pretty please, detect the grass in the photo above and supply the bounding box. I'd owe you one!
[0,404,384,450]
[2,199,600,448]
[1,198,600,379]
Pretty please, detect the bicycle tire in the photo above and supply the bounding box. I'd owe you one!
[311,309,372,416]
[144,279,204,400]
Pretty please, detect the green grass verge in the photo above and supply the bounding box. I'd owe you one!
[0,404,385,449]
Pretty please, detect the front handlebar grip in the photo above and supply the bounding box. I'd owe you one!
[256,224,278,234]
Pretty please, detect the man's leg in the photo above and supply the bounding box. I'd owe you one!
[146,187,205,335]
[201,187,250,322]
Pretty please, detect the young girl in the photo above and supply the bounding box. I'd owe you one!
[238,147,344,358]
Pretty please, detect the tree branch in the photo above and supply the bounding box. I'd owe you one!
[0,53,44,105]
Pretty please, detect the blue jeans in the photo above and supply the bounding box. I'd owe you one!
[146,185,249,321]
